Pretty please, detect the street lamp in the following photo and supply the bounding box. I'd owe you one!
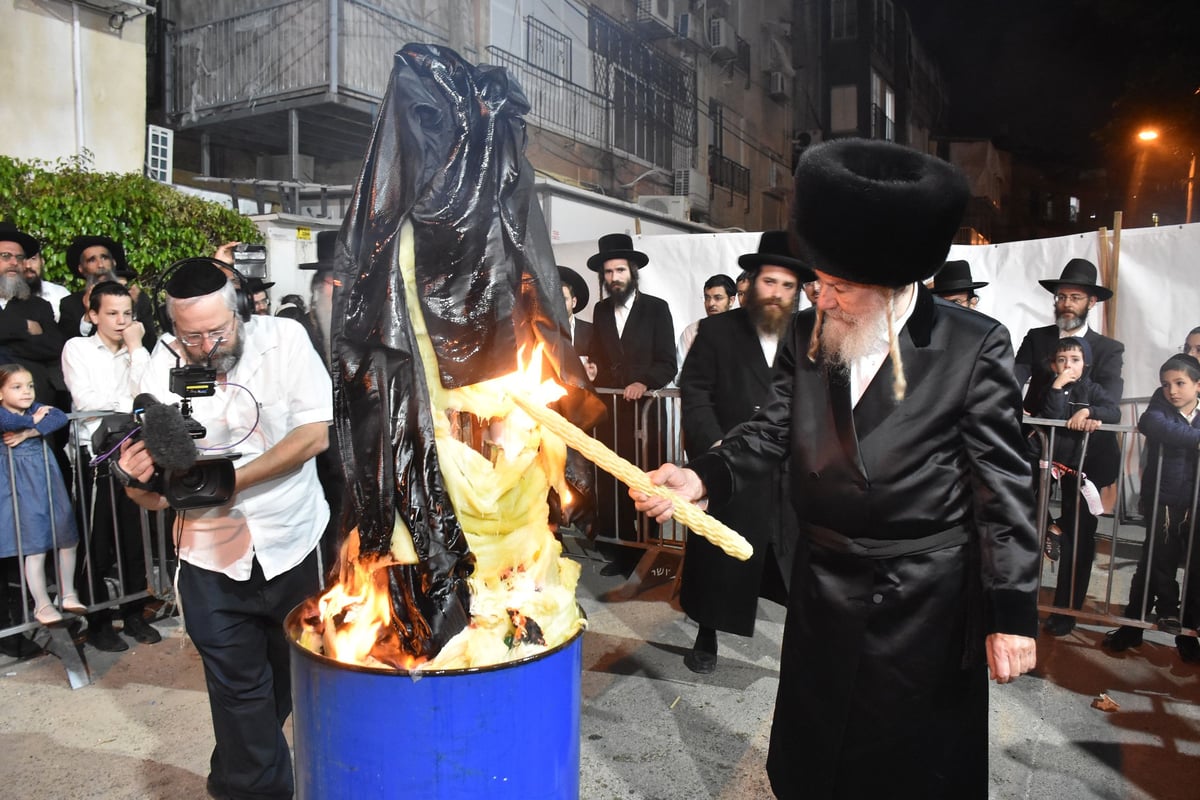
[1135,127,1195,224]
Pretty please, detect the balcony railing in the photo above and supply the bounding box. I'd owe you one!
[485,46,610,151]
[709,151,750,196]
[167,0,447,120]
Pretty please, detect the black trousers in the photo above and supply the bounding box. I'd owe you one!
[77,456,150,623]
[1053,476,1098,611]
[1126,504,1194,621]
[180,548,320,800]
[594,395,663,549]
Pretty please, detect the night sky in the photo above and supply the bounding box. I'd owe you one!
[903,0,1199,170]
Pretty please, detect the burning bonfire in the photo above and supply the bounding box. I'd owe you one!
[293,44,748,672]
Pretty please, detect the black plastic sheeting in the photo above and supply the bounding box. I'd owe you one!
[330,44,605,659]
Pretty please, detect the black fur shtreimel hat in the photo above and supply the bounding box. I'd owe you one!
[791,139,969,287]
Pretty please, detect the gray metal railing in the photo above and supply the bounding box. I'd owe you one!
[485,46,611,150]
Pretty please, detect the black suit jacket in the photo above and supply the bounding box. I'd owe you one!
[689,287,1039,794]
[1014,324,1125,413]
[590,291,676,390]
[0,295,65,401]
[571,318,593,359]
[678,308,797,634]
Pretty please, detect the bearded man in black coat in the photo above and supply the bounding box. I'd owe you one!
[676,230,805,673]
[634,139,1040,799]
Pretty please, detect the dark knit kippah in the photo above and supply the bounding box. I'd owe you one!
[165,260,227,298]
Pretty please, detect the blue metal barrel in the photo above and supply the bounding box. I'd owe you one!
[287,605,583,799]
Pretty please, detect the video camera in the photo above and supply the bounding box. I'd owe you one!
[92,362,239,510]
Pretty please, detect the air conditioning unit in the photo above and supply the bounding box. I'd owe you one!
[676,12,710,50]
[674,168,710,214]
[636,0,674,39]
[709,17,736,59]
[636,195,690,221]
[768,71,789,101]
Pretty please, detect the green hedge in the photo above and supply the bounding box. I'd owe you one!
[0,152,261,290]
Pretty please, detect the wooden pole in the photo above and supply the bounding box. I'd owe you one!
[1107,211,1123,337]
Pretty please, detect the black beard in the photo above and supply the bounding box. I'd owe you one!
[24,275,42,295]
[0,273,31,301]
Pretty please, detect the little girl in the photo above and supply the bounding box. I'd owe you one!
[1104,353,1200,663]
[0,364,82,625]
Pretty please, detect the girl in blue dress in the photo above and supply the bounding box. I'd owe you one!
[0,364,82,625]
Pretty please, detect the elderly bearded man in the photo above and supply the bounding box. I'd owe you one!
[118,259,330,799]
[633,139,1040,798]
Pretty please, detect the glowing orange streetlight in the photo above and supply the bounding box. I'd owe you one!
[1137,128,1160,142]
[1134,127,1194,224]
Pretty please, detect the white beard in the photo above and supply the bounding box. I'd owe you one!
[0,273,31,301]
[819,291,890,369]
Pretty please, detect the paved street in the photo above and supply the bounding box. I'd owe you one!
[1,538,1198,799]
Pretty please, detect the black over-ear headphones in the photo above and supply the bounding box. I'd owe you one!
[151,257,254,335]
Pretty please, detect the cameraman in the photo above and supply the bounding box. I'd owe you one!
[118,260,331,800]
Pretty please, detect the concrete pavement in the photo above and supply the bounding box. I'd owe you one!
[1,539,1198,799]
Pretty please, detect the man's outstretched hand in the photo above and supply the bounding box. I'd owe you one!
[630,463,707,522]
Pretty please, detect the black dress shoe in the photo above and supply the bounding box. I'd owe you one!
[1102,626,1143,651]
[599,560,631,578]
[0,634,42,659]
[1177,636,1200,664]
[1043,614,1075,637]
[122,615,162,644]
[89,622,129,652]
[684,647,717,674]
[1157,616,1182,635]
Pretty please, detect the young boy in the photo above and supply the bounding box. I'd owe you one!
[1104,353,1200,662]
[1038,336,1122,636]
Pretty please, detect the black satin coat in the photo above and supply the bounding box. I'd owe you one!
[678,308,797,635]
[332,44,602,659]
[691,288,1040,797]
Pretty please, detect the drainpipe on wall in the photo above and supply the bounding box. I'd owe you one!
[72,2,85,158]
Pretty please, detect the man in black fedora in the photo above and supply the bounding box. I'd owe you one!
[929,259,988,308]
[245,277,276,316]
[1014,257,1125,636]
[60,235,156,351]
[634,139,1039,797]
[0,222,64,405]
[298,230,340,368]
[587,232,676,576]
[676,230,805,673]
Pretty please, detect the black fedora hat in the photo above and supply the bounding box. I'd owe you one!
[558,266,590,314]
[300,230,338,272]
[0,221,39,257]
[244,277,275,294]
[930,260,988,295]
[738,230,816,282]
[586,233,649,272]
[1038,258,1112,301]
[792,139,968,287]
[66,235,130,278]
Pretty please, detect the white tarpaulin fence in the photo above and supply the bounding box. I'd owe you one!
[554,222,1200,399]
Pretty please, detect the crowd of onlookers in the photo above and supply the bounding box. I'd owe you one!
[0,223,337,659]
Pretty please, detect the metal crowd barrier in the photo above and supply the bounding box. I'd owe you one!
[583,388,687,587]
[1028,405,1200,638]
[1,412,173,683]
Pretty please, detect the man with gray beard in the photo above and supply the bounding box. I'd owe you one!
[0,223,64,404]
[633,139,1040,798]
[1014,258,1124,415]
[1013,258,1124,636]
